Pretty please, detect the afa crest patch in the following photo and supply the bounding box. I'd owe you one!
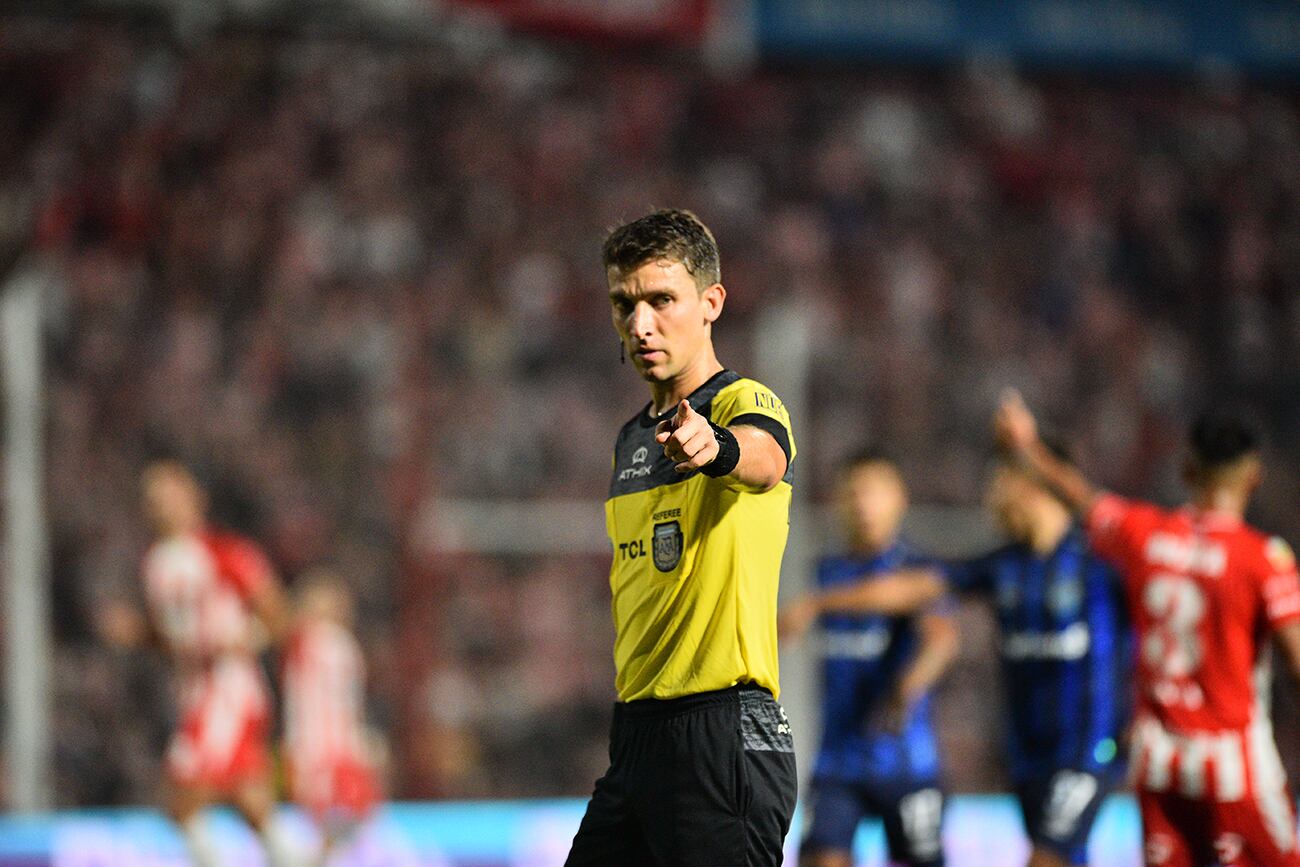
[1267,537,1296,573]
[652,521,683,572]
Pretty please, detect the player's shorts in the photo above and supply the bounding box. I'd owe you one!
[166,657,271,793]
[566,684,797,867]
[1139,788,1300,867]
[1015,768,1115,865]
[801,776,945,866]
[290,753,380,821]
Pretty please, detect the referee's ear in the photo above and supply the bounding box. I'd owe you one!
[701,282,725,324]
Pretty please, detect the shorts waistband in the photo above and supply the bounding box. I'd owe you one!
[616,683,771,721]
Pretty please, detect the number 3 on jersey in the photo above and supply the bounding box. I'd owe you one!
[1142,574,1207,708]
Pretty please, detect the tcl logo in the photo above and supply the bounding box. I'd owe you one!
[618,540,646,560]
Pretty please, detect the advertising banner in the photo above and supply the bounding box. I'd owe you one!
[756,0,1300,75]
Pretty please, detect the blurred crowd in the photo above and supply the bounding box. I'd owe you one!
[0,18,1297,806]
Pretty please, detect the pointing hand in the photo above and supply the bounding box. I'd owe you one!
[655,400,721,473]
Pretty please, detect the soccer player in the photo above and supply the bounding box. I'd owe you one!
[565,209,798,866]
[779,449,958,867]
[950,445,1130,867]
[136,461,298,867]
[996,391,1300,867]
[781,443,1129,867]
[283,570,380,865]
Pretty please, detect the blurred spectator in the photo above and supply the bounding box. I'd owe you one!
[0,20,1297,805]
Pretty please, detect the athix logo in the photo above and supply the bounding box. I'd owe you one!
[777,705,791,737]
[619,445,654,481]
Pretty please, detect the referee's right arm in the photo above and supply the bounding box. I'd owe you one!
[656,399,787,491]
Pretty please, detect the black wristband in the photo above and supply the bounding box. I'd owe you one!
[700,422,741,477]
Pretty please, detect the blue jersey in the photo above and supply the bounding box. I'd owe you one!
[813,540,945,786]
[947,526,1130,783]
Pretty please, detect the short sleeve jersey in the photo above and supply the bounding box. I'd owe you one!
[812,540,947,786]
[606,370,795,702]
[143,529,272,659]
[1087,494,1300,733]
[283,620,370,765]
[947,528,1130,781]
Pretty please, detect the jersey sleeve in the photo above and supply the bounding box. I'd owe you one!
[209,533,273,599]
[711,378,795,465]
[900,552,958,615]
[1085,493,1160,570]
[1258,536,1300,631]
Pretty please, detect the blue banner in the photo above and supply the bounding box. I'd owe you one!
[756,0,1300,76]
[0,796,1145,865]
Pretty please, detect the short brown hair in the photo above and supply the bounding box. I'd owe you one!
[1189,410,1259,472]
[602,209,721,289]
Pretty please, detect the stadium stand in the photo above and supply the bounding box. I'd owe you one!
[1,19,1297,808]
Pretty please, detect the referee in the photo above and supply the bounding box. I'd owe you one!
[566,209,798,866]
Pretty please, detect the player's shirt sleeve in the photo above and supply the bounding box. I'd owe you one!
[1085,493,1161,570]
[208,533,273,599]
[944,550,996,595]
[711,378,795,465]
[1257,536,1300,631]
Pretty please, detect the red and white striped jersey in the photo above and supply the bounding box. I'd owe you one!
[143,530,273,662]
[283,619,370,768]
[1087,494,1300,801]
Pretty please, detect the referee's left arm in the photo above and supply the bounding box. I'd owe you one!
[656,399,787,492]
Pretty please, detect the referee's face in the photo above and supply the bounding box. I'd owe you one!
[609,258,724,384]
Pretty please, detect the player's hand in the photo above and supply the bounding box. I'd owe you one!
[995,388,1038,453]
[778,596,820,643]
[655,399,720,473]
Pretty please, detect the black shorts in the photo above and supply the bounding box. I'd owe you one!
[566,684,798,867]
[801,776,945,866]
[1015,768,1115,866]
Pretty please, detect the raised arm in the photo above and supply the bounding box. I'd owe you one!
[657,399,787,492]
[778,567,947,642]
[994,389,1099,516]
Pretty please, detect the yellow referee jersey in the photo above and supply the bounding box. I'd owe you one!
[605,370,795,702]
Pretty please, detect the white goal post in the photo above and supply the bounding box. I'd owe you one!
[2,261,53,812]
